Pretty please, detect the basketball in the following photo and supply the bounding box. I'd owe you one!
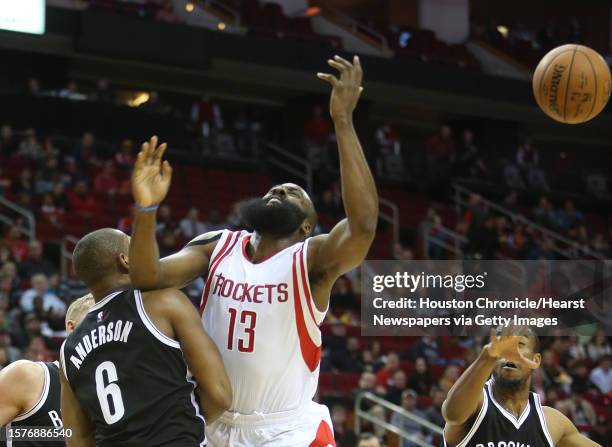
[532,44,611,124]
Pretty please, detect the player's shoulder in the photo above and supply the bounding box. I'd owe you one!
[184,230,226,250]
[542,405,576,440]
[0,360,45,391]
[139,288,195,319]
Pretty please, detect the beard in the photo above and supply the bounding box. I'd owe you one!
[492,370,529,392]
[239,197,307,237]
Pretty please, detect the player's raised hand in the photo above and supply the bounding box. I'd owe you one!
[132,136,172,208]
[486,325,539,370]
[317,55,363,122]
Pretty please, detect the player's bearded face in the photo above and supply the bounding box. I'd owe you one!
[240,197,307,237]
[492,360,531,391]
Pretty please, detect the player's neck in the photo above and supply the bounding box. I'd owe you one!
[248,232,301,263]
[492,381,531,418]
[89,276,132,302]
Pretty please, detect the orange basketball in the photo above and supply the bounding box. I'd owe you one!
[532,44,611,124]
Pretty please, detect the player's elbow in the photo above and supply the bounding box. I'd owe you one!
[441,399,468,426]
[208,381,233,413]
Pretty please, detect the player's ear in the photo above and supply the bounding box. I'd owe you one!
[118,253,129,273]
[532,352,542,368]
[300,219,312,237]
[66,319,75,333]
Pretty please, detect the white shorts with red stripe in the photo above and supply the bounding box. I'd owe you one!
[206,401,335,447]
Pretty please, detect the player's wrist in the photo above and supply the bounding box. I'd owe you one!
[135,203,160,213]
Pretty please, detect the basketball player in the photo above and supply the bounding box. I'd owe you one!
[128,55,377,446]
[59,228,232,447]
[0,294,94,447]
[442,325,601,447]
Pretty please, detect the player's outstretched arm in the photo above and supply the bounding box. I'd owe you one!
[130,136,217,290]
[60,368,95,447]
[544,407,602,447]
[311,55,378,309]
[161,289,232,422]
[0,361,43,426]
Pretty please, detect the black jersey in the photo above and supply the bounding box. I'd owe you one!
[60,289,206,447]
[1,361,64,447]
[445,379,553,447]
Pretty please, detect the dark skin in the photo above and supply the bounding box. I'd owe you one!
[61,236,232,447]
[443,326,601,447]
[129,55,378,312]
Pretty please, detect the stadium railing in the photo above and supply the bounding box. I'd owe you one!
[0,195,36,241]
[355,391,443,447]
[452,184,606,260]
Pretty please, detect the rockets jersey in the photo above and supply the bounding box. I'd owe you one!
[1,362,64,447]
[200,230,327,415]
[445,379,554,447]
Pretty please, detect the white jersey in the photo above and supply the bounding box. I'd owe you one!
[200,230,327,415]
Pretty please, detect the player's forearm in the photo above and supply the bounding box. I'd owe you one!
[335,118,378,236]
[442,346,497,424]
[129,211,162,290]
[198,386,231,423]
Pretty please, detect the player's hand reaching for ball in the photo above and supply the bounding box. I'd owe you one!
[317,55,363,123]
[132,136,172,208]
[485,325,539,370]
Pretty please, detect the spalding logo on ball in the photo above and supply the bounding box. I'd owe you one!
[532,44,611,124]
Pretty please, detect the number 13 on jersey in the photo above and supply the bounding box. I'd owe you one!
[227,308,257,352]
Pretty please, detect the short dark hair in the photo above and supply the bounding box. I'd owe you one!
[358,432,380,441]
[72,228,129,286]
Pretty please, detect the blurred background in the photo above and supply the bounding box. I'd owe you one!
[0,1,610,446]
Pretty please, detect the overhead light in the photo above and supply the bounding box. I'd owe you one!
[217,22,226,30]
[128,92,150,107]
[185,2,195,12]
[497,25,508,38]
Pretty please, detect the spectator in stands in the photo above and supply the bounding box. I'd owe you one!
[407,357,433,396]
[156,204,181,237]
[375,122,403,179]
[318,189,342,220]
[35,157,62,195]
[437,365,460,394]
[304,105,333,168]
[425,125,455,180]
[205,209,227,232]
[391,389,429,447]
[331,404,357,447]
[159,228,179,258]
[20,313,54,351]
[72,131,98,167]
[115,138,135,171]
[0,328,21,365]
[19,240,56,278]
[418,208,446,260]
[180,207,208,239]
[0,124,17,156]
[385,369,407,405]
[353,371,379,411]
[58,81,86,100]
[191,95,223,151]
[541,349,572,391]
[424,387,445,428]
[375,351,401,389]
[589,355,612,394]
[17,128,42,161]
[587,331,612,362]
[331,336,362,373]
[356,433,381,447]
[67,180,100,218]
[554,199,585,232]
[40,137,60,165]
[456,130,488,178]
[2,225,29,263]
[516,138,539,171]
[91,78,113,103]
[12,168,34,196]
[94,160,120,196]
[22,334,50,361]
[233,110,261,157]
[117,205,135,234]
[58,271,88,303]
[20,273,66,314]
[0,167,11,194]
[51,182,69,212]
[412,336,441,365]
[27,78,41,96]
[533,196,555,228]
[565,390,597,429]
